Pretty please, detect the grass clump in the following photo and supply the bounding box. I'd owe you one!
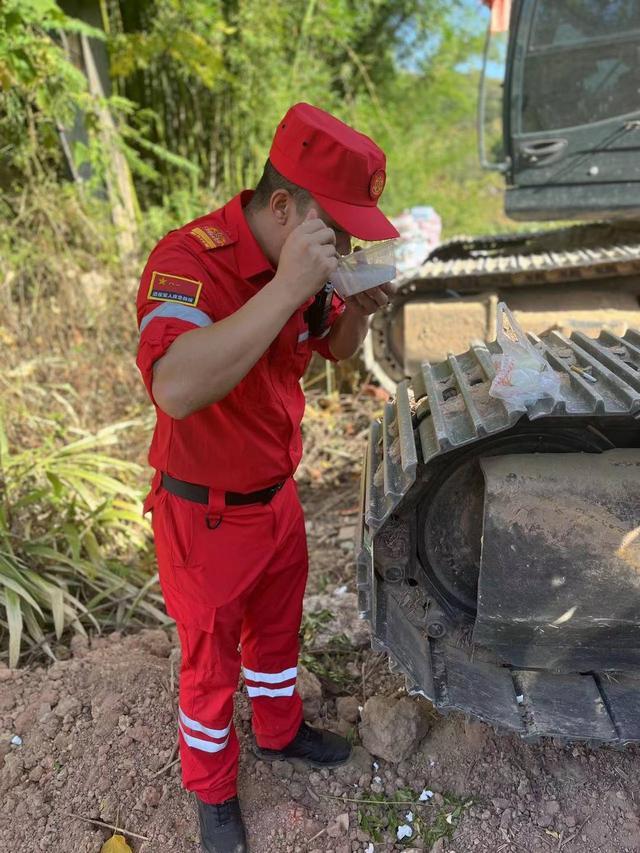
[357,787,472,847]
[299,608,360,690]
[0,414,167,667]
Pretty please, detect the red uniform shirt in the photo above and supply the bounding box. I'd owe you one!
[136,191,345,492]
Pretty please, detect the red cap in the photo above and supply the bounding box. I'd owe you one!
[269,103,399,242]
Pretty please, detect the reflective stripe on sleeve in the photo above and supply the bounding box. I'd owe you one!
[139,303,213,334]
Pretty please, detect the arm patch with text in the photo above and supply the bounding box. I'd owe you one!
[148,271,203,306]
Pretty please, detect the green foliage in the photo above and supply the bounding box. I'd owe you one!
[357,787,472,846]
[1,0,510,238]
[300,608,334,647]
[299,608,359,688]
[0,415,168,667]
[0,0,101,188]
[349,21,509,235]
[108,0,230,83]
[103,0,499,231]
[0,180,121,311]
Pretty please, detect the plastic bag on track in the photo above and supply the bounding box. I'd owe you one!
[489,302,562,413]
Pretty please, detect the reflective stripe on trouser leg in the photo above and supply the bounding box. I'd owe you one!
[241,486,309,750]
[176,615,243,804]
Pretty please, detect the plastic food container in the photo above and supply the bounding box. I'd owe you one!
[331,240,397,298]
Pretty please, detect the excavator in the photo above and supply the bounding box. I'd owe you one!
[366,0,640,392]
[357,0,640,743]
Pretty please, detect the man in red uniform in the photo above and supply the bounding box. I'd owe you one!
[136,103,399,852]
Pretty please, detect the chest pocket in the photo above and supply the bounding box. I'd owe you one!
[293,320,312,378]
[265,311,311,385]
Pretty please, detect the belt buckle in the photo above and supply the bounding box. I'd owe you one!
[263,482,282,504]
[263,485,277,504]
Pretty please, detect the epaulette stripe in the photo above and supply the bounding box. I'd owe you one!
[191,227,217,249]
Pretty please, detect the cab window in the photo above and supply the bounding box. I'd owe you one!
[521,0,640,133]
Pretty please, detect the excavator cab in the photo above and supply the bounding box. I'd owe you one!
[497,0,640,220]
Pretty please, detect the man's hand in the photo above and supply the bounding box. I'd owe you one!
[344,281,393,316]
[327,281,394,361]
[272,208,339,306]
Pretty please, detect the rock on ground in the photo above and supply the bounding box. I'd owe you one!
[336,695,360,723]
[359,694,431,762]
[297,664,323,720]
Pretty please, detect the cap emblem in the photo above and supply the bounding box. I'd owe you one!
[369,169,386,200]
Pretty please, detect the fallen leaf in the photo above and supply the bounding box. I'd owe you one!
[101,836,133,853]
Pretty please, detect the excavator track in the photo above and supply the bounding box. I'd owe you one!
[398,233,640,293]
[357,327,640,744]
[423,221,640,265]
[368,223,640,390]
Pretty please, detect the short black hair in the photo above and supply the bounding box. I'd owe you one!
[248,160,312,212]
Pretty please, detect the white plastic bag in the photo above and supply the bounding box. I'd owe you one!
[489,303,561,413]
[391,205,442,273]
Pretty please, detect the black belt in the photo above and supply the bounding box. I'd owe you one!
[161,473,285,506]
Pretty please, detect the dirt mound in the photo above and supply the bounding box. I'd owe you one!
[2,623,640,853]
[2,482,640,852]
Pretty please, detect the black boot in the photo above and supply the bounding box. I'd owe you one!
[197,795,248,853]
[254,721,352,768]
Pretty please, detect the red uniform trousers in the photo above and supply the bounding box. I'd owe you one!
[150,477,308,803]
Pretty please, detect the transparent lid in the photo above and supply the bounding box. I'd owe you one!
[331,240,397,299]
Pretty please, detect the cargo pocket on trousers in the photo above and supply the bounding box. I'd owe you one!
[153,494,218,633]
[163,494,198,567]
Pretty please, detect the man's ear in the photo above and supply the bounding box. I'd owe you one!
[269,189,293,226]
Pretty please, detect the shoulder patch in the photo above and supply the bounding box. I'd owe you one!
[190,225,232,250]
[148,271,203,306]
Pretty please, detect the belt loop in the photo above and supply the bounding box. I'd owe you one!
[206,487,226,530]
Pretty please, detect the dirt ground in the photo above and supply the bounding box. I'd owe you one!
[2,471,640,853]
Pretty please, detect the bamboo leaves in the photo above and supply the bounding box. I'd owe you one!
[0,415,168,667]
[4,589,22,669]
